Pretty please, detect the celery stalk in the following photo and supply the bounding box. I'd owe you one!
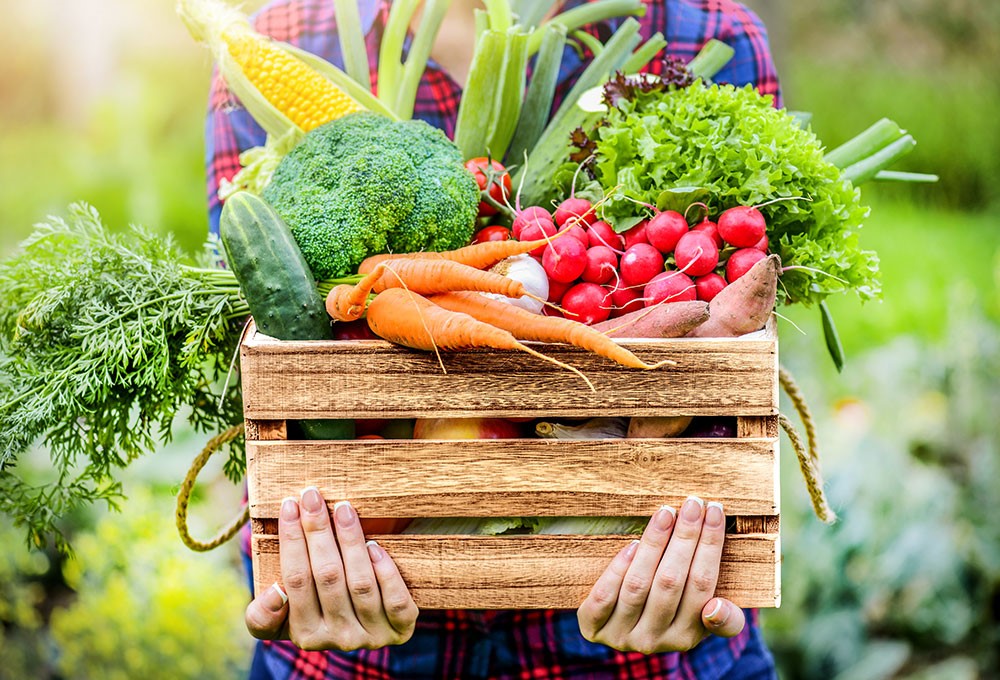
[507,23,567,167]
[377,0,420,112]
[487,30,530,162]
[482,0,513,32]
[686,39,735,79]
[515,0,561,29]
[332,0,371,89]
[841,134,917,185]
[395,0,453,120]
[474,8,489,39]
[622,32,666,73]
[454,30,509,159]
[529,0,645,55]
[823,118,903,169]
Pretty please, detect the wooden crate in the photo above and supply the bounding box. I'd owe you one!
[242,319,781,610]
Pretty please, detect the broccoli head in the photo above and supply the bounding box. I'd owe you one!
[262,112,480,279]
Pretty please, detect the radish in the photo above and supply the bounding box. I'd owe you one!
[644,270,697,306]
[546,277,573,303]
[619,243,665,287]
[554,197,597,228]
[607,277,644,317]
[581,245,618,284]
[587,220,625,251]
[511,205,552,240]
[726,247,768,283]
[692,218,724,249]
[718,206,767,248]
[695,273,727,302]
[558,223,590,246]
[542,237,588,283]
[561,282,612,325]
[645,210,689,254]
[519,219,558,257]
[753,233,769,252]
[623,220,649,249]
[673,231,719,277]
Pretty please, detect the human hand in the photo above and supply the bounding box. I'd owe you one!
[244,487,419,650]
[577,497,746,654]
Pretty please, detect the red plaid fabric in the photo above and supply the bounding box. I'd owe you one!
[221,2,782,677]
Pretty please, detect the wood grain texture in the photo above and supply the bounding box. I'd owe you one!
[247,437,778,518]
[240,326,778,420]
[250,533,780,609]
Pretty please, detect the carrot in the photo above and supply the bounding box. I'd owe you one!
[327,257,543,322]
[686,254,780,338]
[591,300,710,338]
[357,231,569,274]
[366,288,595,391]
[428,292,676,370]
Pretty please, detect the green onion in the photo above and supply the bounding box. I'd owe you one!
[686,39,735,79]
[514,0,561,29]
[841,134,917,186]
[622,31,666,73]
[529,0,645,55]
[376,0,419,113]
[820,300,845,373]
[395,0,453,120]
[874,170,940,183]
[332,0,371,88]
[482,0,513,31]
[507,22,568,167]
[824,118,903,169]
[573,29,606,58]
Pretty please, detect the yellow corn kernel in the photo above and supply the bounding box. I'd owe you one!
[223,32,362,131]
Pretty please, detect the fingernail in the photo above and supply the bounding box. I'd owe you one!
[280,497,299,521]
[300,486,323,514]
[623,539,640,559]
[682,496,705,522]
[366,540,384,563]
[706,501,725,527]
[265,582,288,612]
[705,598,730,626]
[654,504,676,531]
[334,500,356,528]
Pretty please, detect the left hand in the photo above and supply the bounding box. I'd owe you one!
[577,496,746,654]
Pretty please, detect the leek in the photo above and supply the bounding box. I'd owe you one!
[332,0,371,88]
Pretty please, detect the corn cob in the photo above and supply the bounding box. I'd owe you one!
[178,0,367,135]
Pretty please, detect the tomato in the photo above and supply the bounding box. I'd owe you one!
[464,157,512,216]
[472,225,512,244]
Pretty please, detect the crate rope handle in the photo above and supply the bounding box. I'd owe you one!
[779,364,837,524]
[175,423,249,551]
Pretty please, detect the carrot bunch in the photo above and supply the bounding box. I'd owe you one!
[325,237,677,390]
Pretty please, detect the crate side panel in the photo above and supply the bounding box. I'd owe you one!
[247,438,778,518]
[251,534,779,609]
[240,338,777,420]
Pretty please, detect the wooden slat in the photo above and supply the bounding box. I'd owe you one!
[251,533,780,609]
[240,329,778,420]
[247,437,778,518]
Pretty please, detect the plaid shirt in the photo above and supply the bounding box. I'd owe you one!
[215,1,781,677]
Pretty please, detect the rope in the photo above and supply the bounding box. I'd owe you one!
[778,365,837,524]
[175,423,249,551]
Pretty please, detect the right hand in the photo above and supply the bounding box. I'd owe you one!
[244,488,419,650]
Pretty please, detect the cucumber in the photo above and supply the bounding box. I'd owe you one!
[220,191,355,440]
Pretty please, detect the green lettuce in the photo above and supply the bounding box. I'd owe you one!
[561,82,880,307]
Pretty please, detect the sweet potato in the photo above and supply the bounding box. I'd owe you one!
[591,300,710,338]
[686,254,780,338]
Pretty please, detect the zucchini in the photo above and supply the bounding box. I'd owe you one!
[220,191,355,440]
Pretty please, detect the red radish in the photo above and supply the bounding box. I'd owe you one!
[623,220,649,249]
[692,219,724,249]
[607,277,644,317]
[519,219,558,257]
[752,233,769,252]
[472,225,512,244]
[511,206,552,239]
[644,270,697,306]
[546,277,573,303]
[619,243,665,287]
[561,282,612,325]
[645,210,689,254]
[554,197,597,227]
[674,231,719,277]
[695,273,727,302]
[718,206,767,247]
[542,304,563,318]
[726,247,768,282]
[581,245,618,284]
[542,237,587,283]
[588,221,625,251]
[558,223,590,246]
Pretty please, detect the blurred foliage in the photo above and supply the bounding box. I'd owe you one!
[0,519,55,680]
[48,488,252,680]
[766,299,1000,679]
